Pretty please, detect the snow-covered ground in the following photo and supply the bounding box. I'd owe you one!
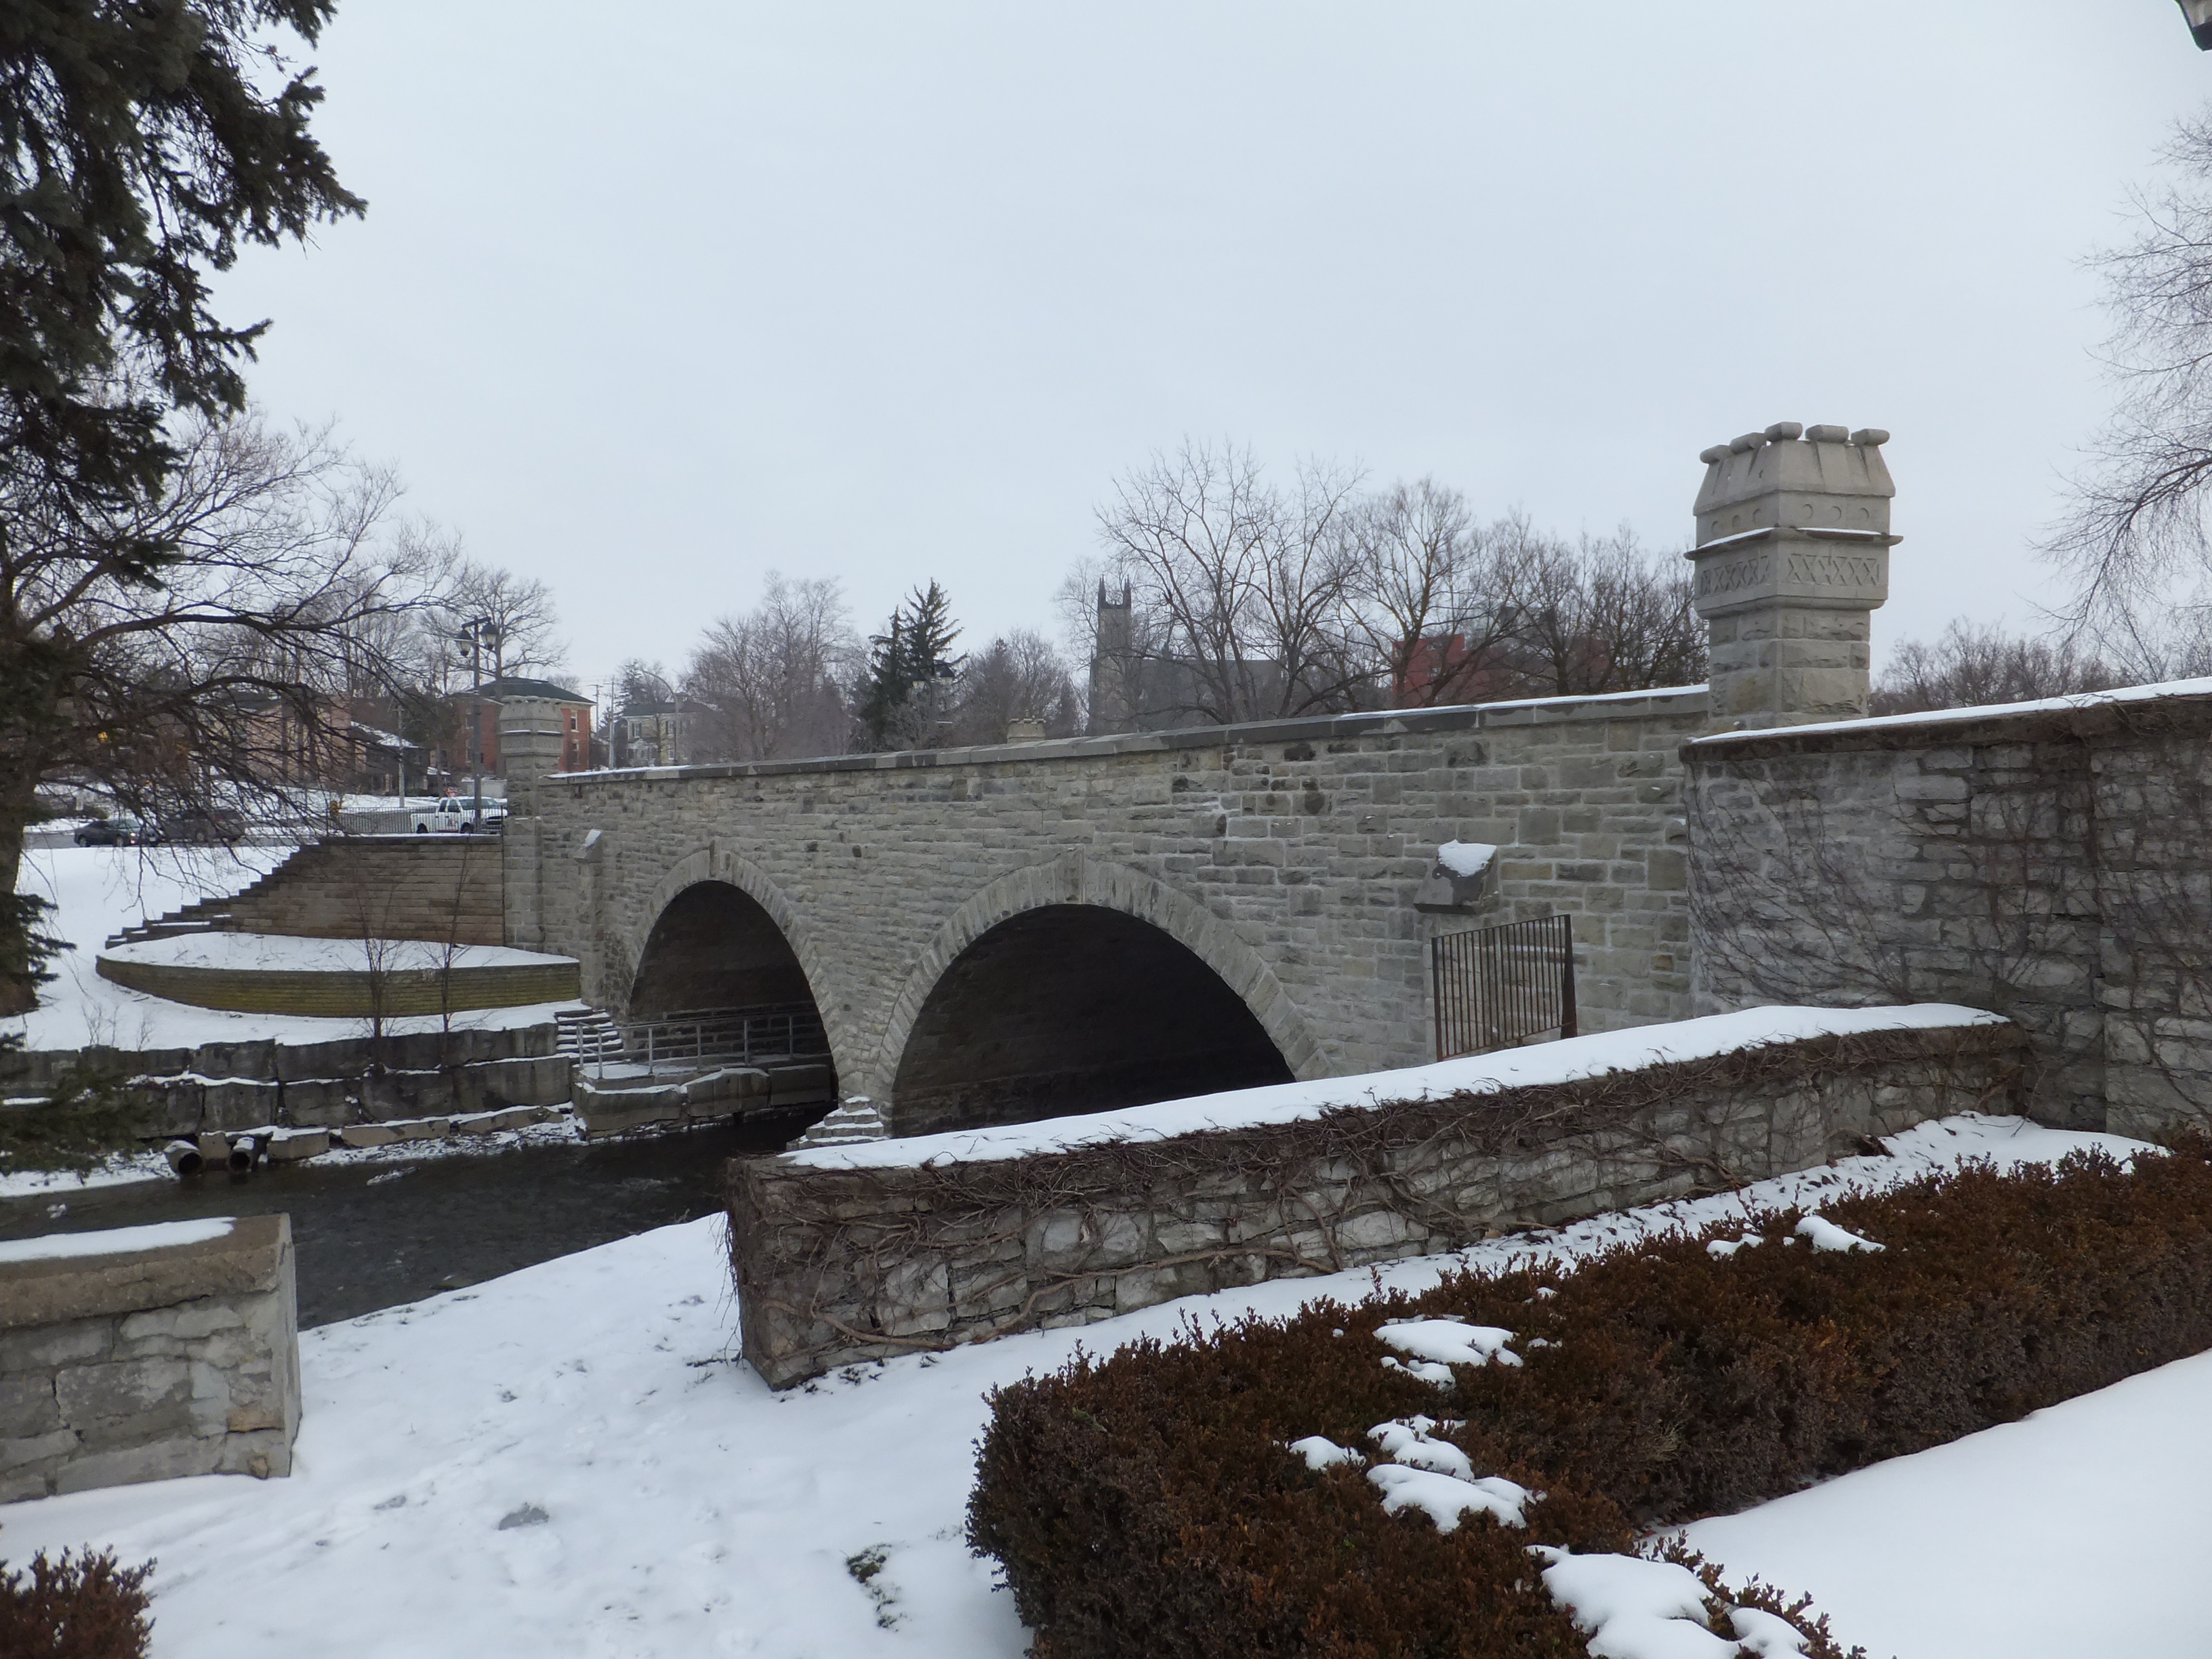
[3,1113,2201,1658]
[7,845,581,1052]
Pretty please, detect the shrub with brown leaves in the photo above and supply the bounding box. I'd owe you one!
[970,1143,2212,1658]
[0,1549,155,1659]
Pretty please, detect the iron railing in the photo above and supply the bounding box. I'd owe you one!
[1430,914,1577,1061]
[612,1003,830,1076]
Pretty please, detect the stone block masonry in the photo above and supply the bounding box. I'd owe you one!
[0,1024,571,1145]
[1686,681,2212,1136]
[724,1013,2026,1387]
[119,834,504,947]
[514,690,1711,1131]
[0,1214,300,1500]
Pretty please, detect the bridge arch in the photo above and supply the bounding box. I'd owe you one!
[623,847,851,1095]
[874,853,1323,1136]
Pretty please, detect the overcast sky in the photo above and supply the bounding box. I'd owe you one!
[216,3,2212,698]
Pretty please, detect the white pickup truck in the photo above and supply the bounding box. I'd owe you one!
[408,798,506,834]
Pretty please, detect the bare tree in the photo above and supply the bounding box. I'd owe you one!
[1870,620,2118,715]
[2047,109,2212,657]
[947,630,1081,744]
[1,410,455,1012]
[1081,445,1707,735]
[443,560,567,684]
[1505,525,1706,698]
[683,573,858,762]
[1341,478,1506,707]
[1095,441,1368,724]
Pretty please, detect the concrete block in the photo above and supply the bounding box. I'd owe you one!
[266,1126,331,1162]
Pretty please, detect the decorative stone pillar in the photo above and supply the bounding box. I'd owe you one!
[496,696,568,817]
[496,697,566,951]
[1687,422,1898,730]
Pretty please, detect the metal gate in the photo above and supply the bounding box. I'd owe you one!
[1429,914,1577,1061]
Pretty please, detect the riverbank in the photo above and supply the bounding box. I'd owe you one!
[0,1109,815,1326]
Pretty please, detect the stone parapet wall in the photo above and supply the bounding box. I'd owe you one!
[726,1018,2025,1387]
[0,1214,300,1500]
[1686,684,2212,1136]
[523,690,1710,1120]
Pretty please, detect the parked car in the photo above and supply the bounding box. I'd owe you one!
[73,815,159,847]
[168,806,247,845]
[409,796,505,834]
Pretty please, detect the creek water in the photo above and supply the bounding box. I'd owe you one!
[0,1111,817,1328]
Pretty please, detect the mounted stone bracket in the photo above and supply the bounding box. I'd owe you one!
[1414,840,1498,914]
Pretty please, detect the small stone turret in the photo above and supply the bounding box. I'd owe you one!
[1686,422,1899,730]
[496,695,567,817]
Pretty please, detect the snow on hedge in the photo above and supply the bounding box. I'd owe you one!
[789,1003,2011,1172]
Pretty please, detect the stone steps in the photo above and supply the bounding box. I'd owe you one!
[794,1097,888,1146]
[107,836,504,949]
[554,1006,623,1061]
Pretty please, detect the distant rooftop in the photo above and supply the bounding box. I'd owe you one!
[464,676,592,704]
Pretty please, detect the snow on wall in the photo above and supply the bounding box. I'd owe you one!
[788,1004,2007,1172]
[733,1005,2024,1387]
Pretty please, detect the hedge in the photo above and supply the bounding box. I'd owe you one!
[0,1549,153,1659]
[969,1141,2212,1658]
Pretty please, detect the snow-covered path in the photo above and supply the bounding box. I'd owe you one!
[1,1115,2204,1658]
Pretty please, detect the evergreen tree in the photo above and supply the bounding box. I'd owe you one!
[1,2,364,1016]
[856,581,962,750]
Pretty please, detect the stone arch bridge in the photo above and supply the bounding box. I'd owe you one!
[499,689,1705,1137]
[492,419,1910,1138]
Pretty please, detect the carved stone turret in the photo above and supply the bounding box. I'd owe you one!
[496,695,568,818]
[1686,422,1898,730]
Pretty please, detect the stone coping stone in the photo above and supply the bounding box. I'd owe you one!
[556,684,1712,785]
[1688,681,2212,759]
[0,1212,290,1332]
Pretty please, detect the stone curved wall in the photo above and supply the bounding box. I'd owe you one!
[95,955,579,1017]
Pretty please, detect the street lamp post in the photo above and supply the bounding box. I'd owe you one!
[455,617,504,828]
[2184,0,2212,49]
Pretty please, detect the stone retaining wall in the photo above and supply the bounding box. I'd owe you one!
[0,1025,571,1137]
[0,1214,300,1500]
[725,1018,2026,1387]
[1685,684,2212,1136]
[573,1061,836,1138]
[94,954,580,1016]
